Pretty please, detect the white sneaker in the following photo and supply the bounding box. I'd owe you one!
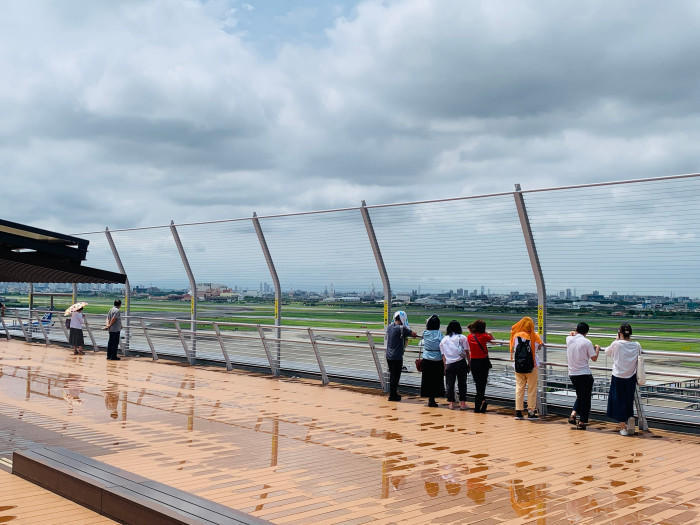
[620,428,630,436]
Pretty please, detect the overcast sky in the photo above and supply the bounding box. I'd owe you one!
[3,0,700,234]
[2,1,700,296]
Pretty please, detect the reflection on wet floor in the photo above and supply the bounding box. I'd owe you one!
[0,341,699,524]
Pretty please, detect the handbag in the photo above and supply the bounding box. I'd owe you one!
[637,347,646,385]
[415,340,423,372]
[471,334,493,369]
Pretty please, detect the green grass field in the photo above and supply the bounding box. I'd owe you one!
[5,295,698,353]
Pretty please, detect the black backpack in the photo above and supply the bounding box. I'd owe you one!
[514,337,534,373]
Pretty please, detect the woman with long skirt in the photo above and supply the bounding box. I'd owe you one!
[605,323,642,436]
[420,315,445,407]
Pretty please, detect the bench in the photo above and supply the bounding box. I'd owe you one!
[12,446,271,525]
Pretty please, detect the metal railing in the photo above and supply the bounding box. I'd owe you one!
[4,307,699,430]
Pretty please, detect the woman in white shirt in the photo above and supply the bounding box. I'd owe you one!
[605,323,642,436]
[69,307,86,355]
[440,320,471,410]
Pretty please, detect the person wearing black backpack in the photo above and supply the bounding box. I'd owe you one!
[510,316,543,420]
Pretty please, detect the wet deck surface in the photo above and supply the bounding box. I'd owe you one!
[0,468,117,524]
[0,340,699,524]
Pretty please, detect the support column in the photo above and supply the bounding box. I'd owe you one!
[105,227,130,356]
[360,201,391,327]
[72,283,77,305]
[170,221,197,364]
[513,184,548,415]
[252,212,282,369]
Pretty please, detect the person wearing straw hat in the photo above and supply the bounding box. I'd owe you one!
[66,302,88,355]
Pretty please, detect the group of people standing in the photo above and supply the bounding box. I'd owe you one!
[385,311,643,436]
[67,300,123,360]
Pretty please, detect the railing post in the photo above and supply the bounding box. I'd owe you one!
[83,317,98,352]
[252,212,282,369]
[105,227,130,356]
[367,331,387,392]
[34,312,49,345]
[634,388,649,432]
[0,315,10,340]
[360,201,391,327]
[72,283,77,306]
[513,183,548,415]
[257,324,279,376]
[60,312,70,342]
[170,220,197,364]
[307,328,329,385]
[139,318,158,360]
[174,319,191,360]
[212,323,233,371]
[17,315,30,342]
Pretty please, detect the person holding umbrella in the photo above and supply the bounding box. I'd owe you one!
[66,302,88,355]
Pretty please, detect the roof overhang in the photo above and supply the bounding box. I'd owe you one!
[0,219,126,284]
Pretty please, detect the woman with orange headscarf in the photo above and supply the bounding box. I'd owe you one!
[510,316,543,420]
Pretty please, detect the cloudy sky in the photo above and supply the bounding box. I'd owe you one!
[3,0,700,235]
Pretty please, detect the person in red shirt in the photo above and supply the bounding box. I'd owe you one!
[467,320,494,413]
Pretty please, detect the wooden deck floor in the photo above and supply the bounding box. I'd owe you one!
[0,468,117,524]
[0,339,698,524]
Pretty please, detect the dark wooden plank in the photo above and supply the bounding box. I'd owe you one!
[12,447,271,525]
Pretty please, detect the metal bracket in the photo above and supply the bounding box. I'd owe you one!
[139,318,158,360]
[367,331,387,391]
[33,312,49,345]
[212,323,233,371]
[1,316,10,340]
[174,319,191,361]
[634,387,649,432]
[83,317,98,352]
[308,328,329,385]
[60,314,70,342]
[17,315,30,342]
[257,324,279,376]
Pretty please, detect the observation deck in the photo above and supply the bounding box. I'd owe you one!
[1,339,699,524]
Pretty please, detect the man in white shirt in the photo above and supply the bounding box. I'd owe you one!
[566,322,599,429]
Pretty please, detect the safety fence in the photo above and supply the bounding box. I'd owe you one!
[3,307,699,431]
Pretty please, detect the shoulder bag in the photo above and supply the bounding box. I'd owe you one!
[415,339,423,372]
[636,345,646,385]
[471,334,493,369]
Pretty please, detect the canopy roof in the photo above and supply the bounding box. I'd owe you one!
[0,219,126,284]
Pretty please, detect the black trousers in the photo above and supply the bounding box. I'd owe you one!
[445,359,468,402]
[570,374,594,423]
[470,358,490,409]
[107,331,120,359]
[387,359,403,399]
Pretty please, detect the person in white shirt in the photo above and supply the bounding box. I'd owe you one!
[605,323,642,436]
[566,322,599,430]
[440,320,471,410]
[69,307,85,355]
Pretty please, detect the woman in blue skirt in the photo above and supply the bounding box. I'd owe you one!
[605,323,642,436]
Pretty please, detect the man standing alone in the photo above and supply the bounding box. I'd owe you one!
[106,300,122,361]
